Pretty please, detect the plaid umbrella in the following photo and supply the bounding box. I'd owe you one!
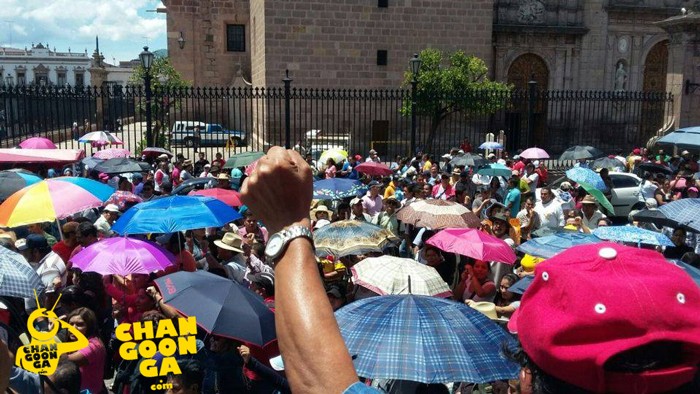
[450,153,487,168]
[355,161,393,177]
[519,147,549,160]
[659,198,700,233]
[335,295,519,383]
[0,247,44,298]
[351,256,452,297]
[313,220,399,257]
[593,226,673,247]
[93,148,132,160]
[312,178,366,200]
[559,145,604,160]
[426,228,516,264]
[631,209,678,229]
[566,167,606,191]
[396,199,481,229]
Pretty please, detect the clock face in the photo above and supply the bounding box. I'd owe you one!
[266,235,284,256]
[618,37,629,54]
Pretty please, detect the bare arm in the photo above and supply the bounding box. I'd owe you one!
[241,147,358,394]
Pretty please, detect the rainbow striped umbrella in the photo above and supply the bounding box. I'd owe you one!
[0,177,114,227]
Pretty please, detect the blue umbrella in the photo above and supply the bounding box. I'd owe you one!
[313,178,367,200]
[593,226,673,247]
[154,270,276,346]
[477,163,512,178]
[335,295,519,383]
[112,195,242,235]
[517,232,602,258]
[657,126,700,150]
[658,198,700,233]
[668,260,700,289]
[479,141,503,150]
[0,247,45,298]
[508,275,534,295]
[565,167,607,191]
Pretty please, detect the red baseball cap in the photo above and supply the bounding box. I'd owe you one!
[509,242,700,393]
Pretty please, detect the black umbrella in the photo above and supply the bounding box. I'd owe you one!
[0,171,42,201]
[559,145,604,161]
[631,209,678,228]
[450,153,488,168]
[94,158,149,174]
[592,157,625,171]
[636,162,672,175]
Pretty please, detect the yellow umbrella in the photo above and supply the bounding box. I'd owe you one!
[319,149,348,165]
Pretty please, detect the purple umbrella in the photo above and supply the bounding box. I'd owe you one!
[71,237,175,276]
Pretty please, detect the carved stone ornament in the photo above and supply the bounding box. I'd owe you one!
[518,0,546,24]
[618,37,629,54]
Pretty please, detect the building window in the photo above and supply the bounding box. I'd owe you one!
[75,73,84,87]
[226,24,245,52]
[57,72,66,86]
[378,0,389,7]
[17,72,26,85]
[377,50,388,66]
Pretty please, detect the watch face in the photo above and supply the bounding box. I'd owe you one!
[266,235,284,257]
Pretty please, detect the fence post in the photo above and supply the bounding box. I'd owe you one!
[283,70,292,149]
[527,77,537,148]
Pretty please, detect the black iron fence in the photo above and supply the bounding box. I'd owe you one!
[0,83,672,162]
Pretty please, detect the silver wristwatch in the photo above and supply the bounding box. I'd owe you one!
[264,225,314,261]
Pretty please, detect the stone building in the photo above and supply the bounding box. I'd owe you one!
[0,44,92,87]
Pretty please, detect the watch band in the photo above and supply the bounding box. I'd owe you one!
[266,224,314,261]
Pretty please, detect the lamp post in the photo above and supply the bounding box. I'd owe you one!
[409,53,422,156]
[178,32,186,50]
[139,46,155,147]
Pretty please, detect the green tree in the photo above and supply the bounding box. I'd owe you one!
[129,56,190,150]
[402,49,511,151]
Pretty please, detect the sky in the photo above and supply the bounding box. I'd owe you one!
[0,0,167,64]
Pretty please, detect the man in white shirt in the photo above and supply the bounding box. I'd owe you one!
[365,149,381,163]
[93,204,120,237]
[535,187,565,231]
[638,172,658,203]
[580,195,607,231]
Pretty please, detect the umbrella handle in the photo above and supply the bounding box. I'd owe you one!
[408,275,412,294]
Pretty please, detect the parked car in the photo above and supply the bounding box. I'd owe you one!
[548,172,642,218]
[170,121,247,148]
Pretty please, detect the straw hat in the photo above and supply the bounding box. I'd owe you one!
[216,173,231,181]
[214,232,244,253]
[468,301,509,322]
[581,195,597,205]
[311,205,332,219]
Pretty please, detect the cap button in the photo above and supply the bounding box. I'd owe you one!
[599,247,617,260]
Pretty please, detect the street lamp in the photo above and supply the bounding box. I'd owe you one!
[139,46,155,147]
[178,32,186,50]
[409,53,422,156]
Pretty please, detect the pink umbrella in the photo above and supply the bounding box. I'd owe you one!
[106,191,143,211]
[94,148,132,160]
[426,228,516,264]
[19,137,57,149]
[519,147,549,160]
[71,237,175,276]
[189,188,242,207]
[244,159,259,176]
[355,161,393,177]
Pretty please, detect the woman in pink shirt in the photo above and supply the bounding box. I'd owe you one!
[65,307,107,394]
[325,158,337,179]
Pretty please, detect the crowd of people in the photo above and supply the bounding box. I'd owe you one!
[0,142,698,394]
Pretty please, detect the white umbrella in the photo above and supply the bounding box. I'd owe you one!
[78,131,123,145]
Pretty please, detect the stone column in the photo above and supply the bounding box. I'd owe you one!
[655,13,700,128]
[88,50,108,131]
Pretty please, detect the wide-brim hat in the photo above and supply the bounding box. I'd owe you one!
[183,159,193,167]
[468,301,509,322]
[216,173,231,181]
[311,205,332,219]
[214,232,244,253]
[157,154,169,161]
[581,195,598,205]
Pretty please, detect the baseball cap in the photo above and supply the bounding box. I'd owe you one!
[103,204,121,214]
[633,148,641,155]
[350,197,362,206]
[487,153,496,159]
[23,234,49,251]
[508,242,700,393]
[367,180,381,188]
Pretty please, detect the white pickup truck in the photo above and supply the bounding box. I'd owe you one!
[170,121,247,147]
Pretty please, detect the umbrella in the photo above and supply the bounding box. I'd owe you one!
[631,209,678,229]
[396,199,481,229]
[519,147,549,160]
[106,191,143,211]
[593,226,673,247]
[477,163,512,178]
[350,256,452,297]
[559,145,604,160]
[578,181,615,214]
[78,131,123,145]
[335,295,519,383]
[155,270,276,346]
[658,198,700,233]
[657,126,700,150]
[0,171,42,201]
[93,148,132,160]
[670,260,700,289]
[112,195,242,235]
[244,159,259,176]
[188,188,242,207]
[426,228,516,264]
[19,137,57,149]
[355,161,393,177]
[592,157,625,171]
[517,232,602,259]
[313,220,399,257]
[223,151,265,169]
[478,141,503,150]
[71,237,174,276]
[312,178,367,200]
[508,275,534,295]
[565,167,606,191]
[82,157,104,170]
[318,148,348,165]
[450,153,487,168]
[94,158,149,174]
[0,177,114,227]
[636,162,672,175]
[141,147,174,158]
[0,247,45,298]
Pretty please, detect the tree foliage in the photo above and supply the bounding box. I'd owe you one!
[129,57,190,148]
[401,49,511,151]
